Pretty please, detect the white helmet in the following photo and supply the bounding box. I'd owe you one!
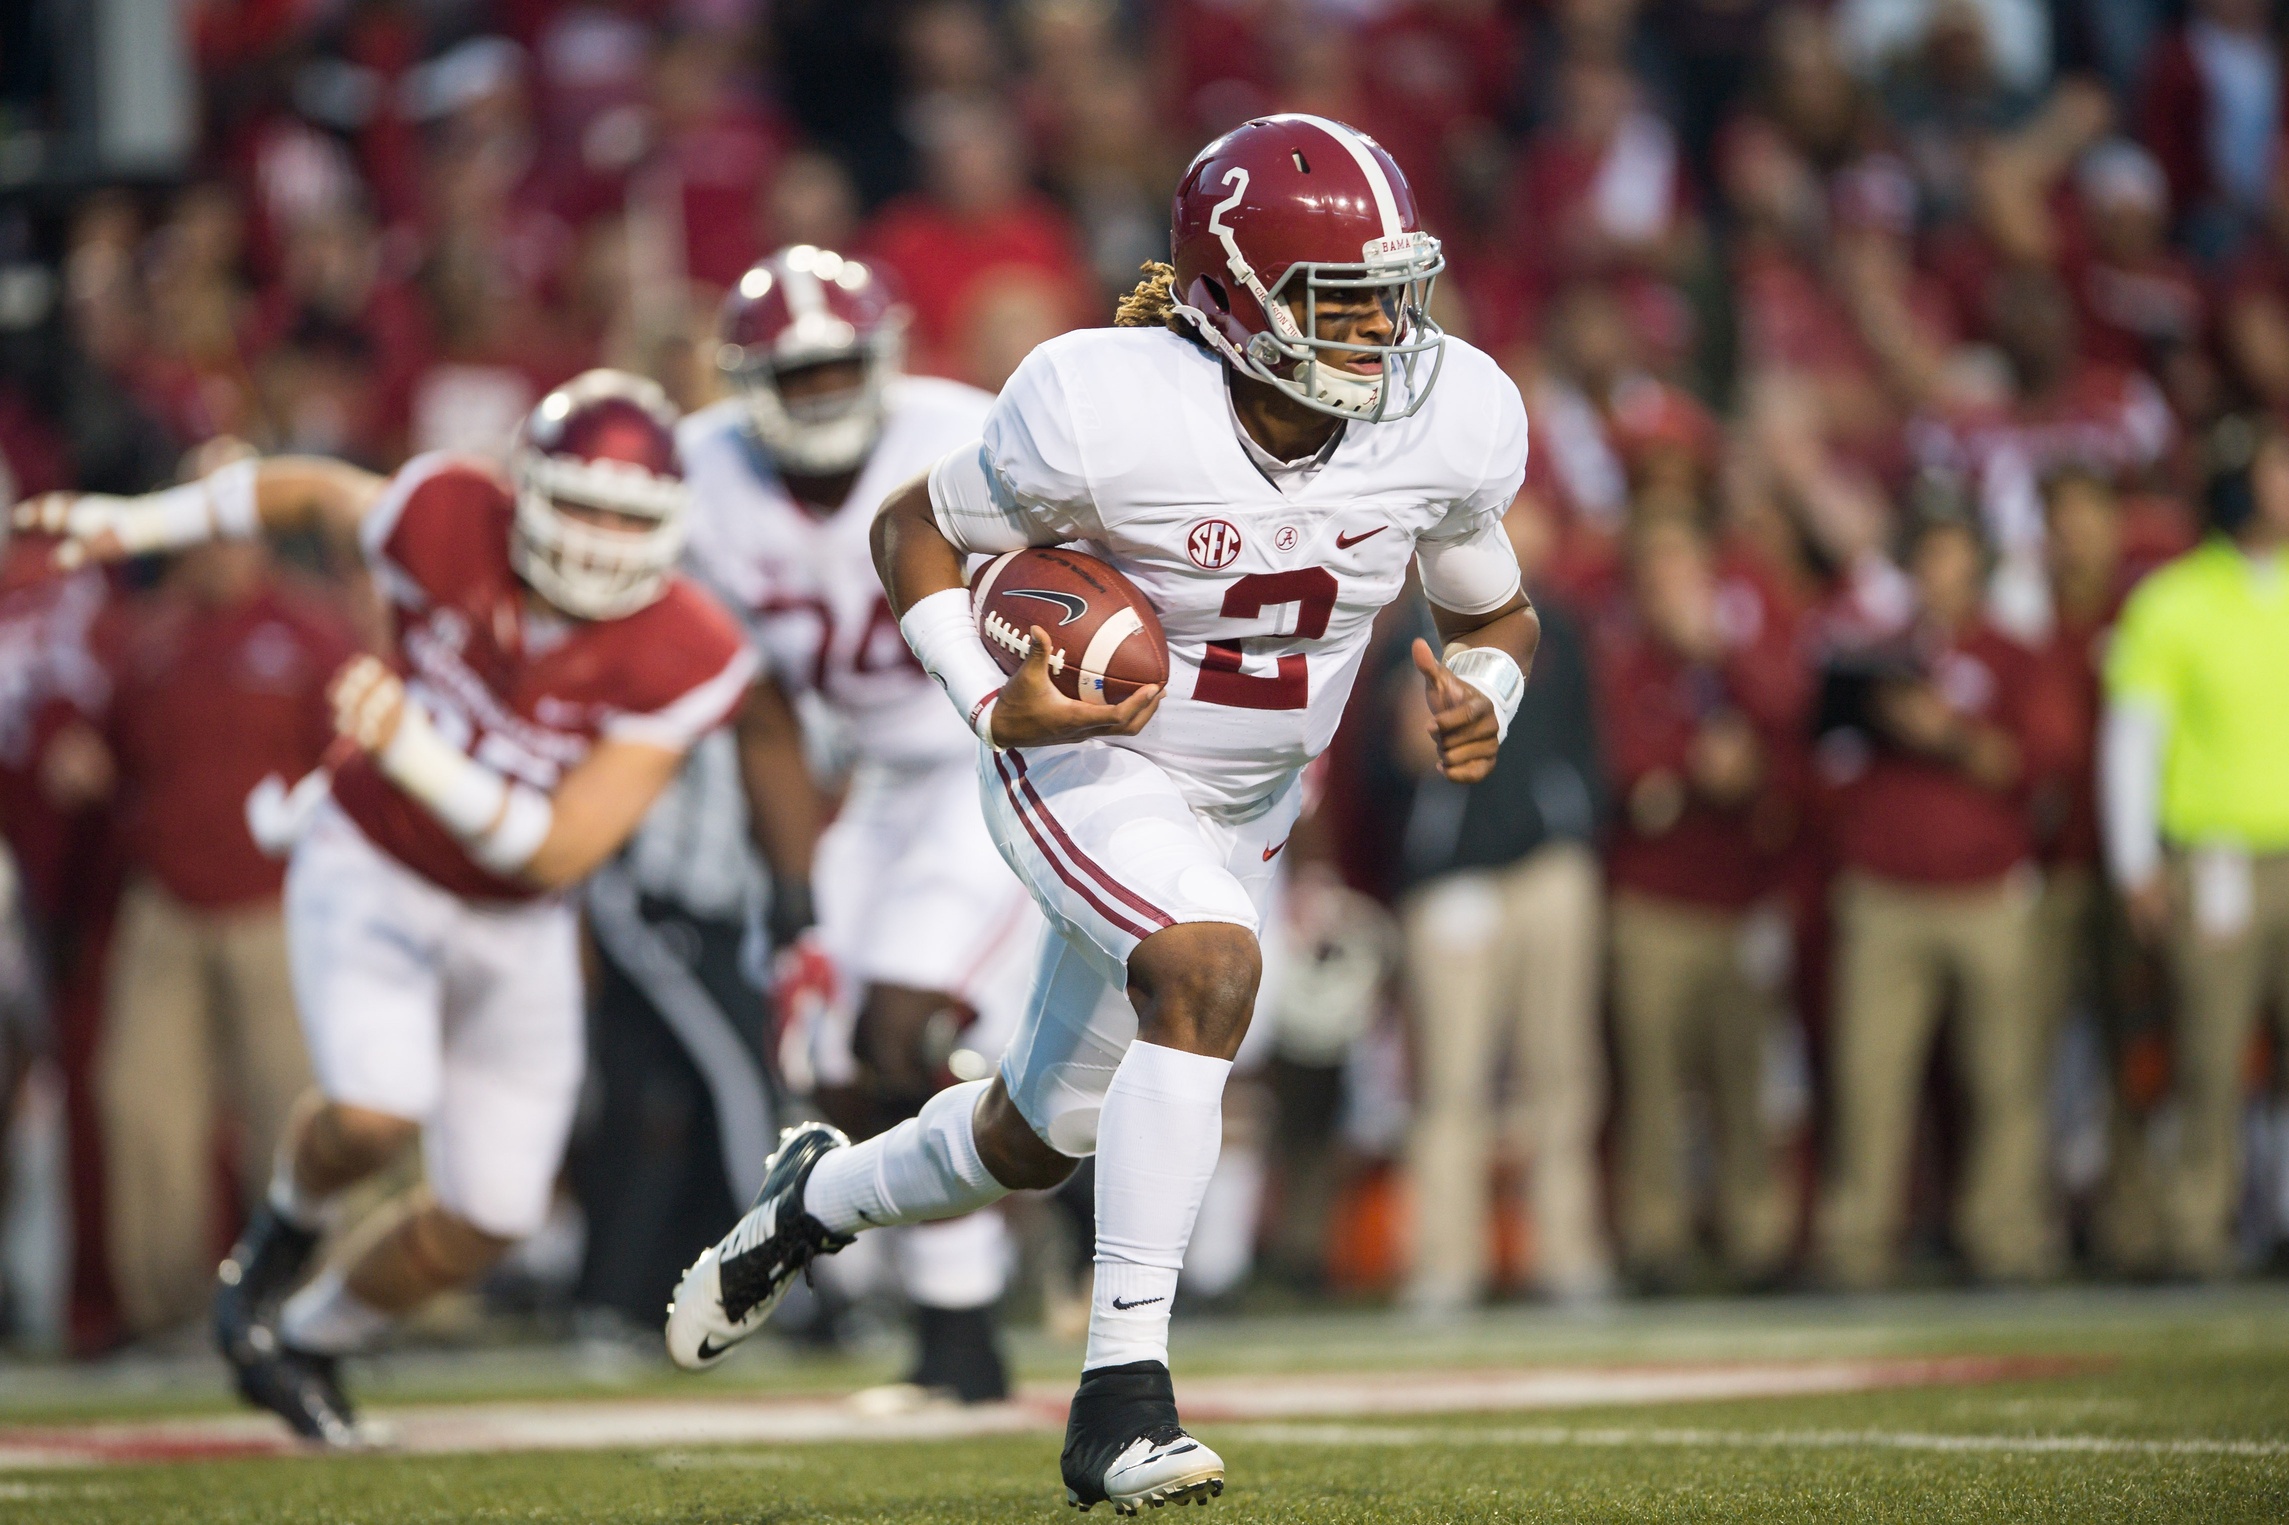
[716,245,908,478]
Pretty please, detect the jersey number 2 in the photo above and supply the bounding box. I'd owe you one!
[1193,569,1337,711]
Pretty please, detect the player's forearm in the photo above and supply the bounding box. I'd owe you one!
[17,455,387,563]
[1428,591,1536,744]
[519,741,684,890]
[875,478,1012,745]
[250,457,391,547]
[871,478,970,617]
[735,681,824,886]
[1431,591,1539,671]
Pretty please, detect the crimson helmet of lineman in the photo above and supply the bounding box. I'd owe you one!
[716,245,909,476]
[1170,114,1446,423]
[509,369,688,620]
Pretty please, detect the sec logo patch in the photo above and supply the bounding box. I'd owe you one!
[1187,518,1243,570]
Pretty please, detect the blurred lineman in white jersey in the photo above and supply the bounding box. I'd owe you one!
[680,245,1046,1401]
[669,115,1538,1511]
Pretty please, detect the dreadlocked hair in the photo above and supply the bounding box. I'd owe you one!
[1114,262,1184,329]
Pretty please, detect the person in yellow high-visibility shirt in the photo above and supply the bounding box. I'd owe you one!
[2102,415,2289,1278]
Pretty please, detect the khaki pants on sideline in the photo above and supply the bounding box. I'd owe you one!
[2162,851,2289,1276]
[1610,893,1790,1281]
[97,877,313,1336]
[1815,871,2053,1288]
[1402,842,1609,1304]
[2029,865,2165,1271]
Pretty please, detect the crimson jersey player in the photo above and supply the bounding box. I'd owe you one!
[17,371,753,1444]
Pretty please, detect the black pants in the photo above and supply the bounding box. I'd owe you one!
[569,865,777,1325]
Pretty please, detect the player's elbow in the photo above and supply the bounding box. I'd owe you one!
[870,474,934,583]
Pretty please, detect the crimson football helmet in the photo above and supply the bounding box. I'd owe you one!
[509,370,687,620]
[1171,114,1446,422]
[716,245,908,477]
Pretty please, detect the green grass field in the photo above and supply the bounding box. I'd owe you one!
[4,1286,2287,1522]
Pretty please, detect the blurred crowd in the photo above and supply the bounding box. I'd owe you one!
[5,0,2289,1355]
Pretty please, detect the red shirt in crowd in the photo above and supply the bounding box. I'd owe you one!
[93,578,358,909]
[1825,620,2073,887]
[332,454,754,901]
[860,195,1090,378]
[1599,557,1810,909]
[2065,247,2208,372]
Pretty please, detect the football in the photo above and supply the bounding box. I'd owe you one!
[972,546,1170,705]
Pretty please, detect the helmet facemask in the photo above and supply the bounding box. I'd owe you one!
[1187,228,1447,424]
[509,450,687,620]
[719,314,906,478]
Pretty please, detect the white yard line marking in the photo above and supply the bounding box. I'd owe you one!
[0,1355,2102,1470]
[1227,1423,2289,1460]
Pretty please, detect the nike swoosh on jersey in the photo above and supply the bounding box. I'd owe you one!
[1334,527,1387,549]
[1262,837,1288,861]
[1006,589,1089,624]
[1110,1294,1166,1310]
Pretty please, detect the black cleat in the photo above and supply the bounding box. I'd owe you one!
[236,1341,365,1448]
[909,1303,1011,1404]
[1062,1360,1224,1514]
[214,1206,321,1401]
[665,1122,855,1369]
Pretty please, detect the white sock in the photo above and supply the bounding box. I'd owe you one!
[266,1145,333,1232]
[802,1079,1008,1235]
[277,1269,392,1355]
[1085,1041,1231,1371]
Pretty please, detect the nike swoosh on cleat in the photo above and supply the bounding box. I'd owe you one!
[1109,1295,1165,1310]
[694,1334,737,1361]
[1334,527,1387,549]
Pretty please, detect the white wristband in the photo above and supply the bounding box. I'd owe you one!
[470,784,554,876]
[205,458,261,539]
[88,459,262,554]
[1442,642,1525,743]
[377,705,511,840]
[899,586,1008,748]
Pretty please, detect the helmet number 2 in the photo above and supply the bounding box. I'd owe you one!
[1193,568,1338,711]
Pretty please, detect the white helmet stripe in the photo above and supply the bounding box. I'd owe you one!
[782,261,826,318]
[1267,113,1402,239]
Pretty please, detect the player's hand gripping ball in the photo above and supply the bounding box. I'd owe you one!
[328,655,407,754]
[971,547,1168,747]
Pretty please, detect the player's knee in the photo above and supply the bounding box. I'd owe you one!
[405,1203,517,1285]
[1128,922,1261,1059]
[973,1077,1078,1191]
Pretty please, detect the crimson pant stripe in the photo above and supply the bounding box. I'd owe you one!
[1007,751,1176,931]
[994,752,1155,940]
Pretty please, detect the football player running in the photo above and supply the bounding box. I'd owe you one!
[679,245,1044,1401]
[667,116,1535,1511]
[17,371,754,1445]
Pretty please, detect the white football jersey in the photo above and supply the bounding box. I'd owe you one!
[933,325,1528,816]
[682,377,996,767]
